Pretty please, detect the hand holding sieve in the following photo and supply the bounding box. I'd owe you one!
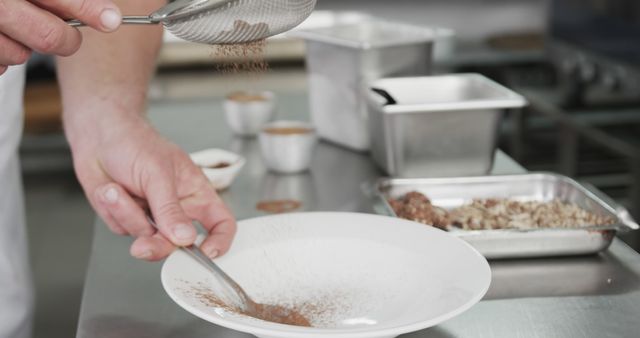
[66,0,317,44]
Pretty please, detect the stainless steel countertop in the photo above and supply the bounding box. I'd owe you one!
[76,83,640,338]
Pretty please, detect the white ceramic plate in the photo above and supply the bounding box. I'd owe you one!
[162,212,490,338]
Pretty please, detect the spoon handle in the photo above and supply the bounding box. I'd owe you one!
[145,216,254,311]
[181,244,254,309]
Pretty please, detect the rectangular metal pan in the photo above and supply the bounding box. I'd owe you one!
[375,172,639,259]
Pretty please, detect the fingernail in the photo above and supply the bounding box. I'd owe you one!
[204,248,219,260]
[173,223,195,241]
[100,8,121,31]
[133,250,153,260]
[103,187,118,203]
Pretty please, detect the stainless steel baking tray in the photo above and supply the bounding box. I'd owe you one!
[374,172,639,259]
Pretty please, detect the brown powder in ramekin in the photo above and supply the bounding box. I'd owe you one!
[256,200,302,214]
[263,127,314,136]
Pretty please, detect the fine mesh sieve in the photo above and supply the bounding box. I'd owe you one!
[67,0,317,44]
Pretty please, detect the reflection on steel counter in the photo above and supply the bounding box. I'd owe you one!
[259,172,317,212]
[227,137,380,215]
[485,252,640,300]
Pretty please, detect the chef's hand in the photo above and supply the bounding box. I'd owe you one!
[0,0,122,75]
[70,112,237,261]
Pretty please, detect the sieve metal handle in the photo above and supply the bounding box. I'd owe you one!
[67,16,159,27]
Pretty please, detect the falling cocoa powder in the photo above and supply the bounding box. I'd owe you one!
[211,21,270,75]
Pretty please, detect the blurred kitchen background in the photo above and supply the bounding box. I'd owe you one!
[19,0,639,337]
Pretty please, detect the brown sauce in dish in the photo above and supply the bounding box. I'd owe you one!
[227,92,268,102]
[263,127,313,136]
[205,162,232,169]
[256,200,302,214]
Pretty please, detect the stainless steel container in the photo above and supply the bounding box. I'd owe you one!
[292,21,435,151]
[374,172,639,259]
[368,73,527,177]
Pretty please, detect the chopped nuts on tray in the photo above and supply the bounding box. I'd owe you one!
[388,191,616,230]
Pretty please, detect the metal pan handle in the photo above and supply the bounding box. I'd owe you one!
[370,88,397,105]
[361,181,397,217]
[582,182,639,231]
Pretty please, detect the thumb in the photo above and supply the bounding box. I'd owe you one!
[146,177,197,247]
[34,0,122,32]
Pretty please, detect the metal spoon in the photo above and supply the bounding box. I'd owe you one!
[147,217,302,325]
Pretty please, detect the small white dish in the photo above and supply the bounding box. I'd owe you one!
[190,148,246,190]
[162,212,491,338]
[259,120,318,174]
[224,91,276,136]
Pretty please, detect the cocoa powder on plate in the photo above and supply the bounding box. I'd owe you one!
[189,285,312,327]
[252,303,312,327]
